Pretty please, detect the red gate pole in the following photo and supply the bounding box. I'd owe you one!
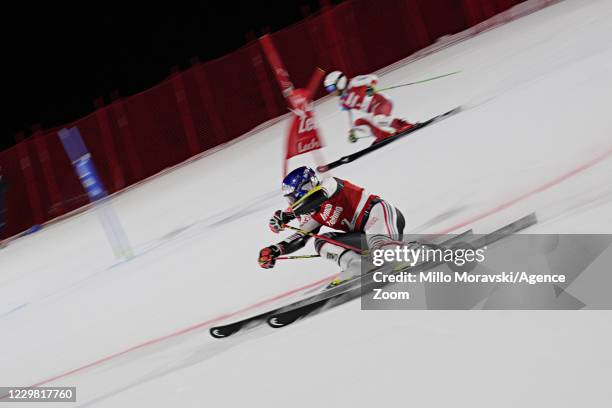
[247,34,281,119]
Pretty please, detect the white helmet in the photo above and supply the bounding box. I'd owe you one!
[324,70,347,94]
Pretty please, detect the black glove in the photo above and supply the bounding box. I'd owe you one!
[269,210,295,233]
[258,245,282,269]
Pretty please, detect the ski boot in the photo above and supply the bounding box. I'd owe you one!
[391,118,414,133]
[325,278,349,290]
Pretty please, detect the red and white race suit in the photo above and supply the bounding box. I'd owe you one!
[340,74,413,142]
[275,177,404,280]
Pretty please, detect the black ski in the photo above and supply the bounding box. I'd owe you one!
[265,212,537,328]
[317,107,461,173]
[264,230,477,328]
[209,228,473,338]
[210,212,536,338]
[210,310,275,338]
[209,270,369,338]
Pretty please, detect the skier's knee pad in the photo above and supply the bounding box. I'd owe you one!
[318,242,362,278]
[317,241,347,263]
[316,234,362,276]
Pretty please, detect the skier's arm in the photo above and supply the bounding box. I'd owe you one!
[276,217,321,254]
[259,218,322,269]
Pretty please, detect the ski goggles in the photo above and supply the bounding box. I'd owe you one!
[282,180,315,204]
[325,84,338,93]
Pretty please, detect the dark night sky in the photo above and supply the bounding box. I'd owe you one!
[1,1,340,152]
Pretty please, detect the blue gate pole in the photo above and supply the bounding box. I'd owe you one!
[58,127,133,260]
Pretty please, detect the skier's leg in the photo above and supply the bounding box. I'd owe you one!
[315,232,363,284]
[370,94,393,116]
[353,116,396,142]
[314,202,405,287]
[355,112,411,145]
[371,94,413,138]
[363,200,406,251]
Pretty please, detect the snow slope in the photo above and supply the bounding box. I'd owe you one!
[1,0,612,406]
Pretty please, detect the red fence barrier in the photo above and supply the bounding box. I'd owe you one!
[0,0,529,239]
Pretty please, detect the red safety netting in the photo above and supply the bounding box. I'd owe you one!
[0,0,526,239]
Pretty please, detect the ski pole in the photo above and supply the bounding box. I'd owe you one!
[283,224,365,254]
[376,71,461,92]
[277,254,320,260]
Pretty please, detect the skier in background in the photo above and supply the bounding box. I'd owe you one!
[323,71,414,144]
[258,166,405,287]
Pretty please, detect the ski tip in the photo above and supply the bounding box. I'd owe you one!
[267,316,286,328]
[316,165,329,173]
[210,327,232,339]
[209,328,225,338]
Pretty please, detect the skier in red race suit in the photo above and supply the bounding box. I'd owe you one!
[323,71,414,144]
[258,166,405,288]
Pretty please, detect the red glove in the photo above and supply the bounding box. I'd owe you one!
[269,210,295,233]
[258,245,282,269]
